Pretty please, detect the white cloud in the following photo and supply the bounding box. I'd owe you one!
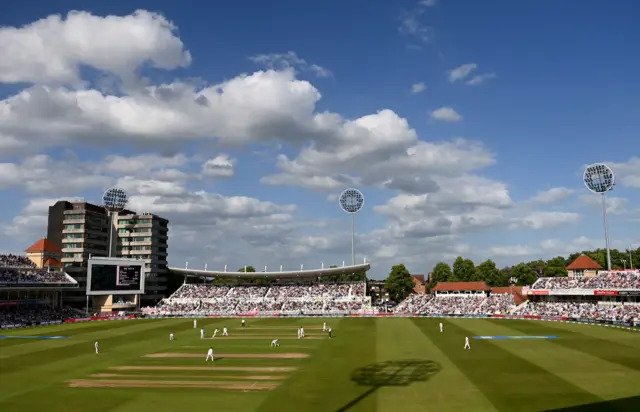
[515,212,580,230]
[201,154,235,177]
[411,82,426,94]
[0,10,191,85]
[419,0,437,6]
[448,63,477,82]
[466,73,497,86]
[529,187,574,204]
[578,194,628,215]
[430,107,462,122]
[398,8,433,44]
[249,51,332,78]
[602,158,640,188]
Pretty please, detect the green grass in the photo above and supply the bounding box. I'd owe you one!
[1,318,640,411]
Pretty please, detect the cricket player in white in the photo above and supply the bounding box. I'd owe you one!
[271,339,279,347]
[439,323,443,332]
[94,341,99,354]
[213,329,218,338]
[170,332,174,341]
[464,337,471,350]
[241,319,245,328]
[297,328,301,339]
[323,322,327,332]
[300,327,305,338]
[223,327,229,336]
[200,328,205,339]
[193,319,197,328]
[206,347,214,362]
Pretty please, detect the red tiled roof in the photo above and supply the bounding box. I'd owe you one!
[491,286,523,294]
[25,238,62,254]
[412,274,425,284]
[566,255,602,270]
[432,281,489,291]
[44,257,63,267]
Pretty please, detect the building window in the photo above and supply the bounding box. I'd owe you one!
[573,270,584,277]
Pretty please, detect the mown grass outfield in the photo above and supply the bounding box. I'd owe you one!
[1,318,640,412]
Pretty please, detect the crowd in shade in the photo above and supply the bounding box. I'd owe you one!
[394,294,516,315]
[520,302,640,322]
[0,306,78,326]
[143,282,367,315]
[531,271,640,290]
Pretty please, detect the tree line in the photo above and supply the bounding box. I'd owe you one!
[383,246,640,304]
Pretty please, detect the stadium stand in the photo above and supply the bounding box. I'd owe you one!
[143,282,368,315]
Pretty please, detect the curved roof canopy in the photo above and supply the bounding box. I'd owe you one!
[169,263,371,279]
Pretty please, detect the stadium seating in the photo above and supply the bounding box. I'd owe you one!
[144,282,368,315]
[520,301,640,322]
[531,271,640,290]
[0,254,76,285]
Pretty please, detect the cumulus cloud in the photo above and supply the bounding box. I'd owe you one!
[578,194,628,215]
[430,107,462,122]
[201,154,235,177]
[249,51,332,78]
[529,187,575,204]
[0,10,191,85]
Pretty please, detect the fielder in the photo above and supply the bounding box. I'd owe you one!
[271,339,280,347]
[170,332,174,341]
[297,328,302,339]
[213,329,218,338]
[464,337,471,350]
[223,327,229,336]
[328,327,332,339]
[323,322,327,332]
[206,347,215,362]
[439,322,443,332]
[241,319,246,328]
[94,340,99,354]
[200,328,205,339]
[193,319,197,328]
[300,327,305,338]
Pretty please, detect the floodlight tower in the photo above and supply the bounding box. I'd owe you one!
[102,187,129,258]
[339,188,364,266]
[583,163,615,271]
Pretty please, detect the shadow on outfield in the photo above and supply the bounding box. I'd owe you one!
[546,395,640,412]
[334,359,441,412]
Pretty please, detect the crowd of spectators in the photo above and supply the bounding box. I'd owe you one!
[0,254,36,268]
[0,254,75,285]
[0,306,77,326]
[394,294,516,315]
[521,301,640,322]
[531,271,640,290]
[143,282,368,315]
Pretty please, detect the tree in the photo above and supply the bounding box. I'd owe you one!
[429,262,452,289]
[474,259,505,286]
[542,256,568,277]
[237,266,256,272]
[452,256,476,282]
[511,263,538,286]
[385,264,415,302]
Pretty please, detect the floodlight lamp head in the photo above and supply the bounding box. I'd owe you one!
[339,188,364,214]
[583,163,614,194]
[102,187,129,212]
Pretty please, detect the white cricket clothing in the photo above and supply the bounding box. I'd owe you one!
[300,328,305,337]
[223,328,228,336]
[200,328,205,339]
[271,339,279,347]
[213,329,218,337]
[439,323,443,332]
[193,320,197,328]
[206,348,214,361]
[323,322,327,331]
[464,337,470,349]
[170,333,174,340]
[94,342,99,353]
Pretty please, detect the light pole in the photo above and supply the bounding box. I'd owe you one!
[339,188,364,266]
[583,163,615,271]
[102,187,129,258]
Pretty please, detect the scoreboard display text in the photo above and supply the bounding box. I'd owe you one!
[89,263,143,293]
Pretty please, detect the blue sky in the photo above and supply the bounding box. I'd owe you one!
[1,0,639,278]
